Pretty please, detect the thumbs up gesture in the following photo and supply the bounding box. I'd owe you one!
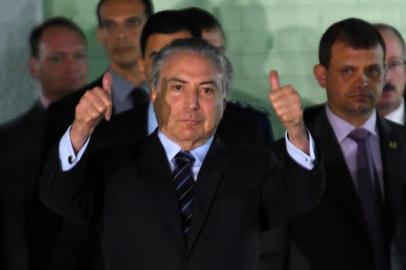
[268,70,309,153]
[70,73,113,152]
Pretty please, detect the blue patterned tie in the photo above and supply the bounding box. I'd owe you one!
[173,151,195,235]
[348,128,388,270]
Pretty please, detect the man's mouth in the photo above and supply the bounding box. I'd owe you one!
[383,83,396,93]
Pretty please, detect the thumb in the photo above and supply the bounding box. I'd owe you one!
[102,72,113,121]
[269,70,280,90]
[102,72,112,96]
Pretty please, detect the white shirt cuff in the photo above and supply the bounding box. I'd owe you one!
[59,126,90,171]
[284,130,316,170]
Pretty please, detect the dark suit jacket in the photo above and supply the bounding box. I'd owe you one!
[39,132,323,270]
[0,102,62,270]
[261,107,406,270]
[47,75,274,270]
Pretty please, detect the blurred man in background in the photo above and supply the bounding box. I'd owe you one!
[374,23,406,125]
[0,17,88,270]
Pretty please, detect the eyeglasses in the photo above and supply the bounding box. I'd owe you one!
[385,59,406,71]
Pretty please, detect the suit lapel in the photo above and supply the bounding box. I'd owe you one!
[135,134,186,255]
[377,117,403,236]
[186,138,232,256]
[309,111,368,230]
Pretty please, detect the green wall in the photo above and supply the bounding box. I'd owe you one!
[43,0,406,138]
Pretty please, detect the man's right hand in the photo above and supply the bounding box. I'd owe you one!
[70,73,113,153]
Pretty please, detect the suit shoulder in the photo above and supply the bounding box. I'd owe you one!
[48,75,103,113]
[219,101,273,145]
[0,104,44,133]
[225,101,269,119]
[382,118,406,138]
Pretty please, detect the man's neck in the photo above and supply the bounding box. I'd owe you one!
[110,62,144,86]
[382,97,405,125]
[377,98,402,118]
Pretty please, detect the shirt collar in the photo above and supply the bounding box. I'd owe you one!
[109,69,136,103]
[39,93,51,109]
[157,131,213,167]
[326,105,378,143]
[384,97,405,125]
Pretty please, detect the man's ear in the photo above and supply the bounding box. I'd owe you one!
[137,58,146,79]
[150,87,158,103]
[313,64,327,88]
[28,57,39,79]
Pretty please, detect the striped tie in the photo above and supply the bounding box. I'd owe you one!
[173,151,195,235]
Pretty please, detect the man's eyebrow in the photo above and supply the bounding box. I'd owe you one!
[199,80,217,85]
[166,77,187,84]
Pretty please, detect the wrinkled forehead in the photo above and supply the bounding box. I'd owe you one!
[161,50,219,73]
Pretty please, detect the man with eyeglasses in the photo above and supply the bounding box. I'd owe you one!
[374,23,406,125]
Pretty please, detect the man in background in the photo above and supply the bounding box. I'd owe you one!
[0,17,88,270]
[374,23,406,125]
[47,0,155,144]
[264,18,406,270]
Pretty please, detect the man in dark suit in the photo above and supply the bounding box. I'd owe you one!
[40,38,323,270]
[0,17,88,270]
[50,9,273,269]
[374,23,406,125]
[261,18,406,270]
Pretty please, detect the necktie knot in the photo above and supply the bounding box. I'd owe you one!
[348,128,370,143]
[130,87,149,107]
[174,151,195,167]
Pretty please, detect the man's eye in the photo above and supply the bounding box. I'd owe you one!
[75,52,86,60]
[341,68,353,76]
[172,84,183,91]
[202,87,214,94]
[101,21,115,31]
[49,56,62,63]
[126,18,142,28]
[365,67,381,78]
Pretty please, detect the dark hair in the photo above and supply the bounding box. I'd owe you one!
[96,0,154,27]
[319,18,386,68]
[29,16,87,58]
[180,7,224,37]
[140,10,201,57]
[151,38,233,96]
[374,23,406,55]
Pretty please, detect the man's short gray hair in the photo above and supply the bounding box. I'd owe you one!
[151,38,233,96]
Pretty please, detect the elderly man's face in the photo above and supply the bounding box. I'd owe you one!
[376,29,406,115]
[151,51,225,150]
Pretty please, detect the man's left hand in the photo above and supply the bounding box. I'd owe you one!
[268,70,309,154]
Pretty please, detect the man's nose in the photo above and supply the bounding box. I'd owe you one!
[185,91,199,110]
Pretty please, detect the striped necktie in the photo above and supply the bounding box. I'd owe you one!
[173,151,195,235]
